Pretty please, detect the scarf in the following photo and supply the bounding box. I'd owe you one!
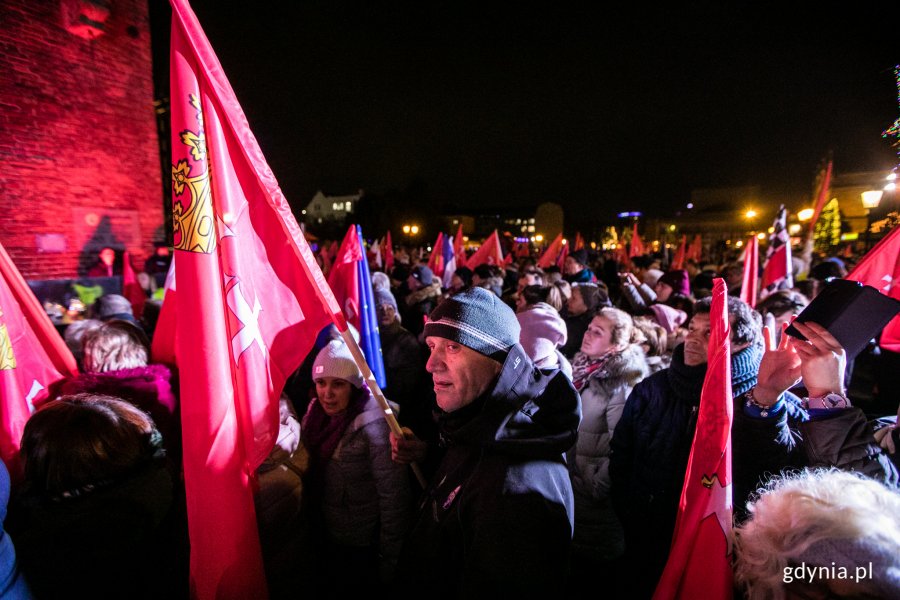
[302,392,365,474]
[571,349,617,392]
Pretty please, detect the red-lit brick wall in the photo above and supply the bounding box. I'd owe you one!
[0,0,163,281]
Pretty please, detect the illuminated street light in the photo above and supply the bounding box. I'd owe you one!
[411,225,419,235]
[797,208,814,222]
[535,234,544,242]
[402,225,411,234]
[745,209,757,219]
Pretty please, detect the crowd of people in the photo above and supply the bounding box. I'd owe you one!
[3,238,899,599]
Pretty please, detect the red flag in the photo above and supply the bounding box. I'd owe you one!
[0,244,77,378]
[150,257,177,366]
[556,241,569,270]
[384,230,395,272]
[122,250,146,319]
[761,205,793,291]
[0,246,76,477]
[467,230,504,268]
[170,2,342,596]
[808,159,834,232]
[670,235,687,270]
[453,224,466,268]
[739,236,759,308]
[537,233,564,268]
[686,234,703,263]
[614,244,631,270]
[629,222,645,257]
[653,278,733,600]
[846,225,900,352]
[575,232,585,251]
[328,225,365,334]
[427,232,445,277]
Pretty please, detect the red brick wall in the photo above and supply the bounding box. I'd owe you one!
[0,0,163,281]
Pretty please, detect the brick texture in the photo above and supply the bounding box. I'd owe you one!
[0,0,164,281]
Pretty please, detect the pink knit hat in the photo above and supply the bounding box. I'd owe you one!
[517,303,567,365]
[649,303,688,334]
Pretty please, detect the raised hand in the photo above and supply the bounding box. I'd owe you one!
[754,321,802,405]
[788,321,846,398]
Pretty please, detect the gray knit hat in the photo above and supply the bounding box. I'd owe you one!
[373,288,398,311]
[424,287,520,362]
[312,340,364,388]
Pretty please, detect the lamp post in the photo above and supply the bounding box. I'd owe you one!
[861,190,883,252]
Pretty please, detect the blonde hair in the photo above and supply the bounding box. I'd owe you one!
[734,469,900,600]
[593,307,635,348]
[82,320,150,373]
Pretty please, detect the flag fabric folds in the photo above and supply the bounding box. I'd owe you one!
[847,225,900,352]
[441,234,457,290]
[0,243,77,378]
[761,205,793,292]
[575,232,585,251]
[653,278,733,600]
[328,225,387,389]
[384,230,395,273]
[150,256,177,366]
[687,234,702,263]
[122,250,146,319]
[740,236,759,308]
[0,244,76,476]
[629,223,645,257]
[170,1,343,596]
[670,235,687,270]
[427,232,445,277]
[467,230,504,268]
[453,224,466,268]
[537,233,564,268]
[556,241,569,271]
[808,158,834,232]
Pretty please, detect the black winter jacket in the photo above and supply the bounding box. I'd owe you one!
[394,344,581,599]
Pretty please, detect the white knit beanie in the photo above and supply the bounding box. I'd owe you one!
[312,340,363,388]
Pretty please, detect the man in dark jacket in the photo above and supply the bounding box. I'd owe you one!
[609,295,806,599]
[393,287,582,597]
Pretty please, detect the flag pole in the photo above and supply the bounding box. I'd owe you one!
[338,328,428,489]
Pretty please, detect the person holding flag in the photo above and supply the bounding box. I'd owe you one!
[609,293,805,598]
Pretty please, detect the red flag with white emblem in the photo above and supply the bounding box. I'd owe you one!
[328,225,364,334]
[170,1,342,596]
[653,278,733,600]
[846,225,900,352]
[0,243,76,477]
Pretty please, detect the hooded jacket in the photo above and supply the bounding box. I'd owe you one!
[394,344,581,598]
[567,344,648,562]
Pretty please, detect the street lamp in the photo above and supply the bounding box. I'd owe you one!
[861,190,884,251]
[797,208,814,222]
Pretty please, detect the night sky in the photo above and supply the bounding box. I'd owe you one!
[149,1,900,222]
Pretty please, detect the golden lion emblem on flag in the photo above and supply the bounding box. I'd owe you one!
[172,94,215,254]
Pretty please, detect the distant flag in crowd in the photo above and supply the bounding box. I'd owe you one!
[427,232,446,277]
[808,158,834,232]
[467,229,505,268]
[384,230,395,273]
[169,1,344,596]
[575,232,585,251]
[442,235,457,289]
[629,222,645,257]
[670,235,687,270]
[687,234,703,263]
[557,241,569,270]
[150,256,177,366]
[0,243,78,477]
[739,236,759,308]
[368,237,382,269]
[761,205,793,292]
[847,224,900,352]
[355,226,387,388]
[122,250,146,319]
[515,241,530,258]
[453,224,466,268]
[653,278,733,600]
[614,243,631,270]
[537,233,564,268]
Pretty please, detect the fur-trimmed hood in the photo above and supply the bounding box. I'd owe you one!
[581,345,648,394]
[405,280,443,306]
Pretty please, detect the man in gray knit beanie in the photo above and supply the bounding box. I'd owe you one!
[393,286,581,595]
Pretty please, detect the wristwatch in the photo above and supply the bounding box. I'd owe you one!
[805,392,850,411]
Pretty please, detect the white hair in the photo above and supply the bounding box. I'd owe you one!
[734,469,900,600]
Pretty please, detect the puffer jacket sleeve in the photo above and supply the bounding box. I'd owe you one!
[363,417,412,581]
[572,382,630,501]
[800,408,899,486]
